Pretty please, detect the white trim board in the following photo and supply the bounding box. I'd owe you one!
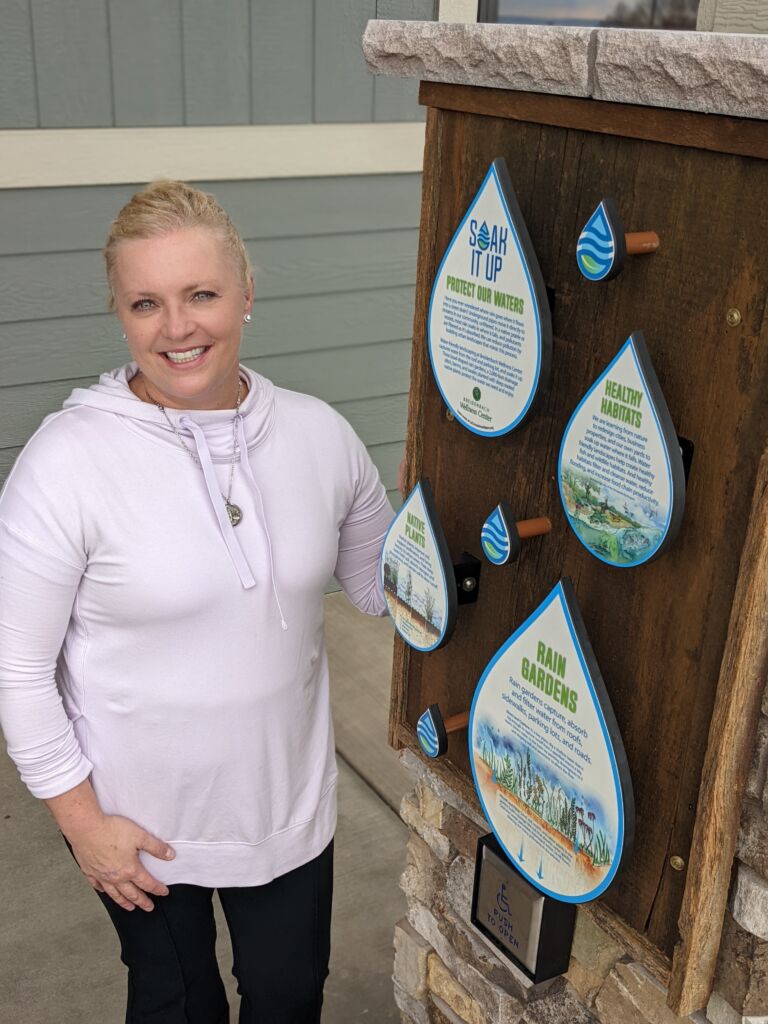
[0,123,427,189]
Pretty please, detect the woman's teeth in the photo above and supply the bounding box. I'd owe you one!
[165,346,208,364]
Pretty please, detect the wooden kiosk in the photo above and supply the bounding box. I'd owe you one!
[365,20,768,1020]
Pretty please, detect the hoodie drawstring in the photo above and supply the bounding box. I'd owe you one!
[236,415,288,631]
[178,416,257,590]
[177,415,288,630]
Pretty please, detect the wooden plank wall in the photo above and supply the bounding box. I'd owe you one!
[396,91,768,956]
[0,0,436,128]
[0,175,420,508]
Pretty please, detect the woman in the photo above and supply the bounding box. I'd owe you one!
[0,181,394,1022]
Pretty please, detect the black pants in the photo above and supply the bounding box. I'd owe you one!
[95,840,334,1024]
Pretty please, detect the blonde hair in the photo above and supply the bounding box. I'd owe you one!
[103,180,252,310]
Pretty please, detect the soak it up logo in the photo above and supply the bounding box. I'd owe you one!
[469,219,508,282]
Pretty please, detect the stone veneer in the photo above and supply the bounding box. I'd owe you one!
[363,18,767,1024]
[393,739,768,1024]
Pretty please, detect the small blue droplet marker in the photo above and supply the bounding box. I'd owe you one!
[537,859,544,881]
[576,198,658,282]
[518,842,525,863]
[481,501,550,566]
[416,704,468,760]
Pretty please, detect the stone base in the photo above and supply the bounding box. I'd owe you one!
[392,749,762,1024]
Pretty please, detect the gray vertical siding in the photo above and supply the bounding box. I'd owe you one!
[109,0,185,126]
[0,0,435,128]
[30,0,113,127]
[251,1,314,124]
[0,0,36,127]
[183,0,251,125]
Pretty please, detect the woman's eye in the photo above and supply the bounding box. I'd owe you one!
[193,291,217,302]
[131,298,155,311]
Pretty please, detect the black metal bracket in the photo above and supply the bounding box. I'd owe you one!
[677,435,695,484]
[453,552,482,605]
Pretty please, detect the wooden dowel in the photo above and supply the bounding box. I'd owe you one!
[625,231,660,255]
[516,516,552,540]
[443,710,470,734]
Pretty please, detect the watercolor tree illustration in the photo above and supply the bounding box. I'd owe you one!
[477,723,612,869]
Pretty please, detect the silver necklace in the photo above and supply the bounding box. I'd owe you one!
[141,374,245,527]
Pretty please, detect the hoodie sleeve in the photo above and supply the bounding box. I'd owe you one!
[333,426,396,618]
[0,421,94,799]
[0,521,94,798]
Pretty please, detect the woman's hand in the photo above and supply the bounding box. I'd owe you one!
[70,814,176,912]
[45,779,175,912]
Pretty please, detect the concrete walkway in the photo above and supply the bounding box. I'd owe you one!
[0,595,407,1022]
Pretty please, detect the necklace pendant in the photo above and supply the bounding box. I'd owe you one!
[226,502,243,527]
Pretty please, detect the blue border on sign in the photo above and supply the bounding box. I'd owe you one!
[467,581,626,904]
[427,162,543,437]
[556,335,675,568]
[378,481,450,653]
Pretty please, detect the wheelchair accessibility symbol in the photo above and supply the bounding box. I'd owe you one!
[496,882,511,916]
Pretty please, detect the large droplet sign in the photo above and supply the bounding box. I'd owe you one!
[469,579,634,903]
[428,158,552,436]
[559,332,685,567]
[380,480,457,652]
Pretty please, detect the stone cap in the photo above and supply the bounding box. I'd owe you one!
[362,20,767,121]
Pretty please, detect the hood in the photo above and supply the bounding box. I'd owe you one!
[62,363,287,626]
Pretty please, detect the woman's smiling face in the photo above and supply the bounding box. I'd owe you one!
[113,227,253,410]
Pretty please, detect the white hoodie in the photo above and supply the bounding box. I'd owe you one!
[0,363,394,886]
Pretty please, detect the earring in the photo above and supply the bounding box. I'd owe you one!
[121,332,127,341]
[243,313,252,324]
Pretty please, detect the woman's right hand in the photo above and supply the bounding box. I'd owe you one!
[69,814,176,912]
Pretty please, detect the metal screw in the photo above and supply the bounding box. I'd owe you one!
[670,855,686,872]
[726,308,742,328]
[446,409,455,422]
[461,577,477,593]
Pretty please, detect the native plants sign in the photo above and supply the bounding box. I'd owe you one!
[469,580,634,903]
[380,480,457,652]
[428,158,552,436]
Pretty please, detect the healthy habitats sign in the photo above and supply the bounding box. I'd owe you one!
[428,158,552,436]
[559,332,685,567]
[469,580,634,903]
[380,480,457,652]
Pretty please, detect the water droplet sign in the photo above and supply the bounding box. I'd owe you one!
[380,480,457,652]
[416,704,469,759]
[469,579,634,903]
[576,198,659,282]
[481,501,552,566]
[558,331,685,567]
[428,158,552,436]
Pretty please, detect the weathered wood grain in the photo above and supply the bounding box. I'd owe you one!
[389,104,439,748]
[668,449,768,1015]
[419,82,768,162]
[390,95,768,963]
